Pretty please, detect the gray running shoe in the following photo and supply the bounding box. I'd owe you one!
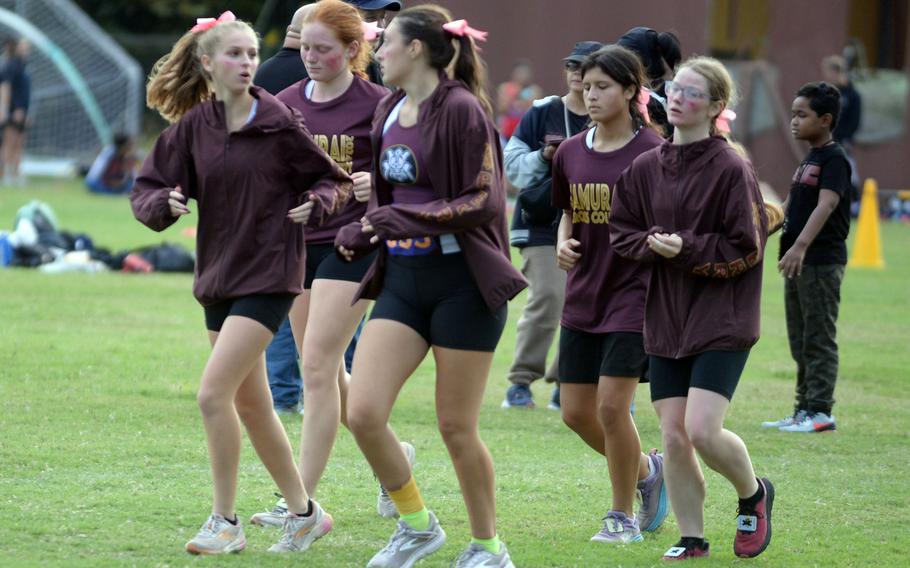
[590,511,643,544]
[761,409,808,429]
[453,542,515,567]
[367,511,446,568]
[268,500,333,552]
[635,451,669,532]
[185,514,246,555]
[250,493,288,528]
[377,441,417,518]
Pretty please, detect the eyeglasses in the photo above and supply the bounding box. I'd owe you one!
[359,9,388,26]
[564,60,581,72]
[665,80,710,101]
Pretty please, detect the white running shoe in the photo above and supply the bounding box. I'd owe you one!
[367,511,446,568]
[250,493,288,528]
[185,514,246,555]
[761,409,808,429]
[268,500,333,552]
[454,542,516,567]
[377,441,417,518]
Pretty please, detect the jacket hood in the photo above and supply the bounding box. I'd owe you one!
[374,74,473,124]
[657,135,732,175]
[197,85,297,134]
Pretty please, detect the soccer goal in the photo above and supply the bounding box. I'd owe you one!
[0,0,142,167]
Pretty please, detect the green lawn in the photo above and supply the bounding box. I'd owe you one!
[1,179,909,567]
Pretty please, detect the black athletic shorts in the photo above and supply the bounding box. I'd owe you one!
[369,254,508,352]
[203,293,296,334]
[304,243,377,289]
[649,350,750,402]
[558,327,648,384]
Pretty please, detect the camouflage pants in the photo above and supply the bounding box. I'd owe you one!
[784,264,845,415]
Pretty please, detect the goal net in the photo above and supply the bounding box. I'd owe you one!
[0,0,142,164]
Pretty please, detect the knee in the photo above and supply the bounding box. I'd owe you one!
[561,406,590,434]
[197,387,229,419]
[234,395,266,426]
[346,401,386,439]
[685,422,717,454]
[301,352,336,386]
[437,417,475,453]
[597,399,629,432]
[661,425,692,457]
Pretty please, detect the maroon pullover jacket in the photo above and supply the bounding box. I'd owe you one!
[131,86,352,306]
[610,136,769,358]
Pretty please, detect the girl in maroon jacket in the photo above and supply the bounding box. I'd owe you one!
[249,0,394,528]
[610,57,773,561]
[335,5,525,567]
[552,45,668,546]
[131,14,350,555]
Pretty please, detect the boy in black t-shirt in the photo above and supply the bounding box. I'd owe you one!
[762,82,852,433]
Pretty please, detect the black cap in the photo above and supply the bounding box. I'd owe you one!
[344,0,403,10]
[564,41,604,64]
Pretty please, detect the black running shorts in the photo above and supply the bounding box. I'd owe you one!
[369,254,508,352]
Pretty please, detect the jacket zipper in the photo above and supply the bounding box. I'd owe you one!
[673,151,684,358]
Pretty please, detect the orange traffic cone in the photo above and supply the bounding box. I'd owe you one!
[849,178,885,268]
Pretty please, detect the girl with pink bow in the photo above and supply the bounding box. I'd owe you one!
[335,4,524,567]
[136,11,351,556]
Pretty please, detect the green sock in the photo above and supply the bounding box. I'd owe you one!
[471,535,502,555]
[400,507,430,531]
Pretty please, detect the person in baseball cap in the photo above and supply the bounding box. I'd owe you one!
[344,0,402,27]
[563,40,605,66]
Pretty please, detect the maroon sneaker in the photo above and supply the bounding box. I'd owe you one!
[734,477,775,558]
[662,538,710,560]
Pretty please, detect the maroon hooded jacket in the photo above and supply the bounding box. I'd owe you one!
[131,86,352,306]
[335,77,527,310]
[610,136,769,359]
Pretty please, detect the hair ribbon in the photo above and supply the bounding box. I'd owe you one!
[715,109,737,133]
[362,20,384,42]
[190,11,236,34]
[442,20,488,42]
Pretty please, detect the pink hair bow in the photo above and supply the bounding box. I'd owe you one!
[190,10,236,34]
[637,88,652,124]
[715,109,737,133]
[362,20,384,42]
[442,19,488,42]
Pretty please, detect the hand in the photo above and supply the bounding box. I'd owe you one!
[647,233,682,258]
[360,216,379,244]
[541,144,558,162]
[337,245,355,262]
[557,238,582,271]
[351,171,372,203]
[778,244,806,279]
[168,185,190,217]
[288,194,317,224]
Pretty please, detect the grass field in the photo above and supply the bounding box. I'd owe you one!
[2,178,909,567]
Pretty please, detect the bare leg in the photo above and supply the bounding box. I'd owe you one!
[654,397,705,538]
[347,320,428,490]
[198,316,309,517]
[297,279,369,495]
[433,346,498,539]
[597,376,645,516]
[685,388,759,498]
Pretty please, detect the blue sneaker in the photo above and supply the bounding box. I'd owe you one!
[501,384,535,408]
[547,386,561,410]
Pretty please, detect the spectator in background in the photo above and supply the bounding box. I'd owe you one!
[254,3,317,414]
[253,4,313,95]
[501,41,602,410]
[497,60,542,140]
[0,38,31,187]
[617,26,682,136]
[85,133,138,195]
[822,55,862,198]
[345,0,403,85]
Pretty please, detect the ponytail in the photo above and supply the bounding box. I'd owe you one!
[394,5,493,118]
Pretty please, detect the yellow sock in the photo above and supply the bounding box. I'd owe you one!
[388,476,430,530]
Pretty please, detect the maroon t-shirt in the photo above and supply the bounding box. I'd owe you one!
[551,127,663,333]
[277,76,387,244]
